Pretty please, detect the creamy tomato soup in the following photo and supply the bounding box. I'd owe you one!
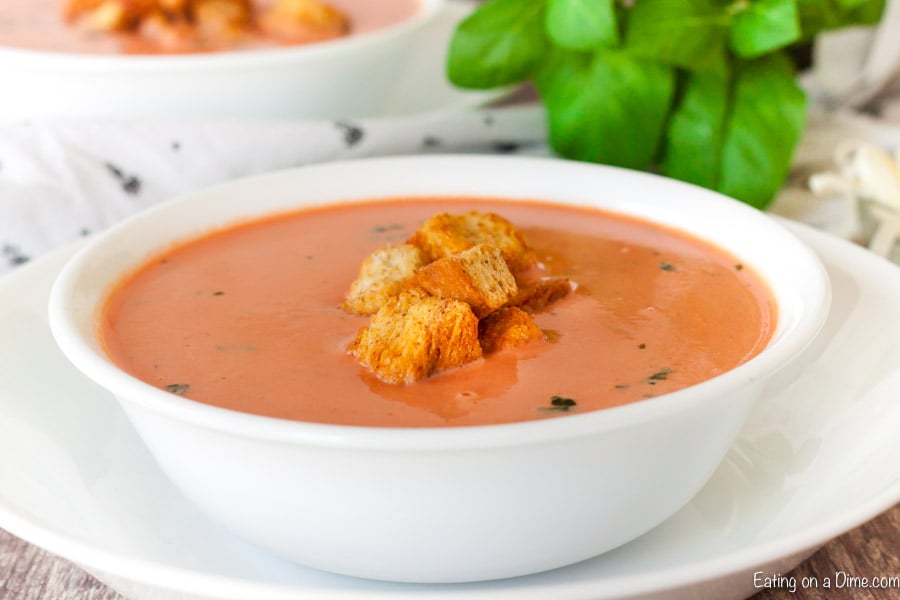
[99,198,776,428]
[0,0,420,54]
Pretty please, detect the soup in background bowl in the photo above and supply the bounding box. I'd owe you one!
[0,0,441,119]
[48,155,831,583]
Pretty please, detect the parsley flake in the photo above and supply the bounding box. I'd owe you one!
[544,395,577,412]
[373,224,405,234]
[166,383,191,395]
[645,369,673,385]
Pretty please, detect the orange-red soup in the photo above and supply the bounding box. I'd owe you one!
[100,198,776,428]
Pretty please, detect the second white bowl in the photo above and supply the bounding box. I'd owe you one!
[0,0,442,119]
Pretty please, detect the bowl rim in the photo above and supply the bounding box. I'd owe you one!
[0,0,443,71]
[47,155,832,451]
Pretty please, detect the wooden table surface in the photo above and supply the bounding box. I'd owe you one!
[1,503,897,599]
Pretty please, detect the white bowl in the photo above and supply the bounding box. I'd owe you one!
[47,155,831,583]
[0,0,442,120]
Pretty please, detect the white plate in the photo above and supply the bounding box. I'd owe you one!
[0,220,898,600]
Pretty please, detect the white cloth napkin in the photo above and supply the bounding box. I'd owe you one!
[0,107,546,277]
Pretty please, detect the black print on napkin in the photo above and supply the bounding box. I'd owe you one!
[105,162,142,195]
[2,244,30,267]
[492,141,522,154]
[334,122,364,147]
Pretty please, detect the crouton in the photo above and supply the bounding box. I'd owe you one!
[408,212,536,273]
[411,243,517,318]
[65,0,181,31]
[138,9,194,45]
[158,0,188,12]
[192,0,252,39]
[510,277,573,313]
[258,0,350,42]
[348,290,482,384]
[479,306,544,354]
[342,244,429,315]
[64,0,143,30]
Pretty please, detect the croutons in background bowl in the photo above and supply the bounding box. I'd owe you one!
[0,0,442,119]
[47,155,830,583]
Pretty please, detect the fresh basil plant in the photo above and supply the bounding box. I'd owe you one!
[448,0,885,208]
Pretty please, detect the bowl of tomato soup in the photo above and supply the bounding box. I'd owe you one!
[48,155,830,583]
[0,0,439,119]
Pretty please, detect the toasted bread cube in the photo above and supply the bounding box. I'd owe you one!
[411,243,517,318]
[138,9,194,45]
[479,306,544,354]
[158,0,188,12]
[193,0,252,38]
[348,290,482,384]
[258,0,350,42]
[343,244,429,315]
[510,277,573,313]
[86,1,130,30]
[408,212,536,272]
[64,0,129,30]
[65,0,172,30]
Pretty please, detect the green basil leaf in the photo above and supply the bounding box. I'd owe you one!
[796,0,842,35]
[625,0,729,70]
[447,0,547,89]
[836,0,871,9]
[843,0,886,23]
[730,0,801,57]
[536,48,675,170]
[717,52,807,208]
[797,0,884,39]
[545,0,619,50]
[662,68,730,189]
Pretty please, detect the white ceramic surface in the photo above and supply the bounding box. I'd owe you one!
[0,0,487,120]
[0,221,897,598]
[46,156,829,583]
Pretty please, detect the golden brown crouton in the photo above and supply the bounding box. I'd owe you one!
[411,243,517,318]
[348,290,482,384]
[192,0,252,39]
[65,0,181,31]
[479,306,544,354]
[408,212,536,273]
[138,9,194,45]
[258,0,351,42]
[64,0,151,30]
[510,277,573,313]
[158,0,188,12]
[342,244,429,315]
